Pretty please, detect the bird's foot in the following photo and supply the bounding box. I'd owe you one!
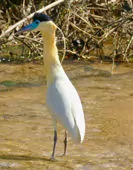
[50,156,56,161]
[62,152,67,157]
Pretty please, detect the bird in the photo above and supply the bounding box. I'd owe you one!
[18,13,85,160]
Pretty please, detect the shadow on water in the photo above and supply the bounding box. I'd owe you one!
[0,80,45,92]
[0,154,50,162]
[0,80,44,88]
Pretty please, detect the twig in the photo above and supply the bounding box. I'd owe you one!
[88,13,106,21]
[69,22,91,37]
[72,12,95,32]
[123,35,133,62]
[14,35,43,45]
[65,0,71,36]
[0,0,64,39]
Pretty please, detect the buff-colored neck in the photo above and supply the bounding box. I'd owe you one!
[42,31,61,83]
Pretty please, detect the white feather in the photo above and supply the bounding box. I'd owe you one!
[46,65,85,143]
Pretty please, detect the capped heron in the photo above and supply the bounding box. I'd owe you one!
[18,13,85,159]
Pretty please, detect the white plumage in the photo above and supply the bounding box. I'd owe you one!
[19,13,85,159]
[46,65,85,143]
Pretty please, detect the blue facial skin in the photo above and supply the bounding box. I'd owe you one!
[17,20,40,34]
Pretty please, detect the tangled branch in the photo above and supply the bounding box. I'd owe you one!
[0,0,133,64]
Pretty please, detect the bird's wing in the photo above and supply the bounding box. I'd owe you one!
[46,77,85,143]
[70,84,85,143]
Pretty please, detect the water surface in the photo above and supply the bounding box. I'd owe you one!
[0,62,133,169]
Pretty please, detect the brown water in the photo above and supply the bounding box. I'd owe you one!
[0,62,133,170]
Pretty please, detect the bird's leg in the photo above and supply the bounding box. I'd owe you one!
[51,130,57,159]
[63,130,68,156]
[51,120,57,160]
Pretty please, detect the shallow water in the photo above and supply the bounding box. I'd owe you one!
[0,62,133,169]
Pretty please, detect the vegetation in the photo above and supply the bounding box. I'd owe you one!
[0,0,133,64]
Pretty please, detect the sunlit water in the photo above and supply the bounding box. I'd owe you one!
[0,62,133,169]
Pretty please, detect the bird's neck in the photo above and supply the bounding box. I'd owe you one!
[42,32,62,83]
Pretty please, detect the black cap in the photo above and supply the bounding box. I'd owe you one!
[33,13,52,22]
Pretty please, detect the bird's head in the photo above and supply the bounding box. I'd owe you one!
[18,13,57,35]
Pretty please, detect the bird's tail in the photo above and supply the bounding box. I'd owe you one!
[70,117,85,143]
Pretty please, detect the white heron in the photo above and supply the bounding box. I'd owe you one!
[18,13,85,159]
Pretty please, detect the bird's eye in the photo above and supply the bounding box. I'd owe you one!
[35,21,39,24]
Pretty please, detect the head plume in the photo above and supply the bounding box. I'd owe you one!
[33,13,52,22]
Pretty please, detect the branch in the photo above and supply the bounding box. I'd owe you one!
[69,22,91,37]
[0,0,64,39]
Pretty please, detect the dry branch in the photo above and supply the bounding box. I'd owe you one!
[0,0,64,39]
[1,0,133,64]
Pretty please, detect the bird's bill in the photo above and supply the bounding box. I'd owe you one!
[16,22,35,35]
